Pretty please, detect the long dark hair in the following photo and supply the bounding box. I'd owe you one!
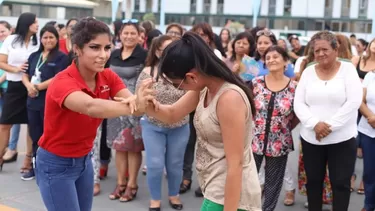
[12,12,38,48]
[37,25,60,63]
[158,32,256,116]
[145,35,172,67]
[230,31,255,61]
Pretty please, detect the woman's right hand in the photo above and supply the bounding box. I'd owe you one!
[314,122,332,141]
[26,83,38,98]
[15,62,28,73]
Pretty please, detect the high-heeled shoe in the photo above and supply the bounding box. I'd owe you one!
[0,159,4,172]
[169,201,183,210]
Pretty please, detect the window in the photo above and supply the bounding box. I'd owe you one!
[325,0,331,7]
[341,0,350,17]
[359,0,368,8]
[217,0,224,14]
[146,0,152,12]
[341,22,350,32]
[314,21,324,30]
[284,0,292,16]
[190,0,196,13]
[269,0,276,15]
[134,0,140,12]
[65,8,92,18]
[331,22,340,31]
[203,0,211,13]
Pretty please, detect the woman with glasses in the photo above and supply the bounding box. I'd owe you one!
[107,19,147,203]
[191,22,223,60]
[166,23,183,41]
[137,35,189,211]
[138,31,262,211]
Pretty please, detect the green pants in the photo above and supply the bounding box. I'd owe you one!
[200,199,246,211]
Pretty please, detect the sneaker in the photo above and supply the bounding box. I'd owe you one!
[21,168,35,181]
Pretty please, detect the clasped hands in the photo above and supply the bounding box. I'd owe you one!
[314,122,332,141]
[114,78,159,114]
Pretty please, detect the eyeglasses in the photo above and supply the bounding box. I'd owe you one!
[256,30,274,37]
[164,77,185,89]
[167,31,182,37]
[122,19,139,24]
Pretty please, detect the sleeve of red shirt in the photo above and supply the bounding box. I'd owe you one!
[49,76,82,108]
[106,69,126,98]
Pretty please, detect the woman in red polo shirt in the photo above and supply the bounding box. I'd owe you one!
[35,17,153,211]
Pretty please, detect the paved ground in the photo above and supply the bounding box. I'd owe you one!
[0,125,366,211]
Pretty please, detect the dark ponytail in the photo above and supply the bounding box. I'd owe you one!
[158,31,256,116]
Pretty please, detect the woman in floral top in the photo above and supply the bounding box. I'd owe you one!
[251,45,299,211]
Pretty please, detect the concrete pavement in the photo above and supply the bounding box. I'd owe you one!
[0,125,366,211]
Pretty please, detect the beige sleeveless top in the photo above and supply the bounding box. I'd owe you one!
[194,82,262,211]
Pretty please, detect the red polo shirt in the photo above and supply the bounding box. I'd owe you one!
[38,62,126,158]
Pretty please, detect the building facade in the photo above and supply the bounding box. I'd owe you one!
[118,0,372,35]
[0,0,372,37]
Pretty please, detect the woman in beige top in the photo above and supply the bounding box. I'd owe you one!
[137,32,262,210]
[135,35,189,211]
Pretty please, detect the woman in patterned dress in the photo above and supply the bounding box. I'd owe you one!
[250,45,299,211]
[107,20,147,202]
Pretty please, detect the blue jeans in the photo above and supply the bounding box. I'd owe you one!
[360,133,375,211]
[141,117,189,200]
[0,95,21,151]
[35,148,94,211]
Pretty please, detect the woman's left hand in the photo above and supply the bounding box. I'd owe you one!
[135,78,155,112]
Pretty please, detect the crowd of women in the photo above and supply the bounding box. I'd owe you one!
[0,12,374,211]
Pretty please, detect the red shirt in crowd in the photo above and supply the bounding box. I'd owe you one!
[59,39,69,54]
[38,62,126,158]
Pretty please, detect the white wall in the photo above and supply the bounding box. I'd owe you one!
[332,0,341,18]
[350,0,359,18]
[223,0,252,15]
[307,0,324,17]
[276,0,284,16]
[291,0,307,16]
[367,0,374,19]
[164,0,190,13]
[260,0,269,16]
[210,0,218,14]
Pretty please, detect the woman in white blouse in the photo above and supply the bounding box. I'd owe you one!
[294,31,362,211]
[357,39,375,211]
[0,13,39,174]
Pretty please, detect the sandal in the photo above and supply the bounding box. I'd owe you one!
[357,188,365,195]
[109,184,126,200]
[284,190,295,206]
[20,154,32,173]
[119,186,138,202]
[94,183,101,196]
[179,180,191,194]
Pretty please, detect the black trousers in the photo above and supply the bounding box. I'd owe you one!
[302,137,356,211]
[99,119,111,163]
[28,109,44,158]
[182,112,196,181]
[254,154,288,211]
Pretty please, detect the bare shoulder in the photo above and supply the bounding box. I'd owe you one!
[217,89,247,115]
[142,66,151,75]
